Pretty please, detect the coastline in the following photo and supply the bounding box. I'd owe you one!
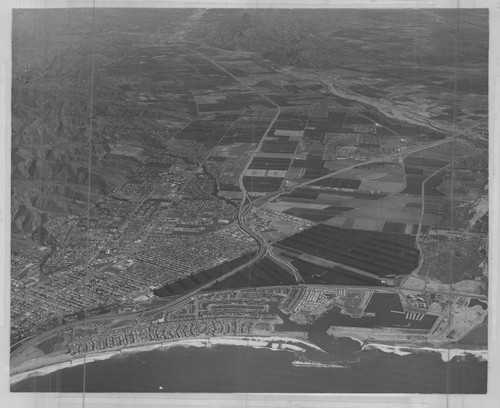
[11,334,488,386]
[361,343,488,362]
[10,335,322,385]
[335,334,488,363]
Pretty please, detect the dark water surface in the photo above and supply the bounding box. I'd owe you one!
[12,344,486,393]
[13,303,487,393]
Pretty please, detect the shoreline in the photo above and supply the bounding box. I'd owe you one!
[361,343,488,362]
[11,335,488,386]
[10,335,322,385]
[335,334,488,363]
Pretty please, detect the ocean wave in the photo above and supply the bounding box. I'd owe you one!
[10,335,320,385]
[362,343,412,356]
[361,343,487,362]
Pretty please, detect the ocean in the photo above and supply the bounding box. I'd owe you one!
[12,343,487,393]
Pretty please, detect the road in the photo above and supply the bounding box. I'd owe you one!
[133,46,285,317]
[184,45,287,280]
[11,47,486,365]
[112,68,484,324]
[12,127,480,362]
[12,47,282,363]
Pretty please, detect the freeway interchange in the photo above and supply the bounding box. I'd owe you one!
[10,46,486,370]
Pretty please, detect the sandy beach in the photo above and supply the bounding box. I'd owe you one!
[11,333,488,386]
[361,343,487,362]
[10,335,321,385]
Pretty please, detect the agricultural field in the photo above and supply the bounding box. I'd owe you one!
[153,252,255,297]
[291,259,383,286]
[204,256,298,291]
[275,224,419,277]
[10,8,488,395]
[323,194,436,232]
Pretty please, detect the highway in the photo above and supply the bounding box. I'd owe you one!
[12,47,282,362]
[140,137,462,321]
[11,127,479,363]
[138,46,285,317]
[11,48,486,366]
[251,136,458,211]
[250,120,483,212]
